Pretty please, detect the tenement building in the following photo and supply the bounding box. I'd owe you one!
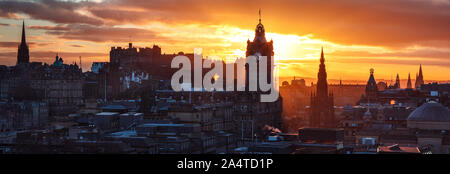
[0,21,83,117]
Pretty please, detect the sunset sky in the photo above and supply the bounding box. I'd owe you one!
[0,0,449,84]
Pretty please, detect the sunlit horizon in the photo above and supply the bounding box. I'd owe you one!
[0,0,449,82]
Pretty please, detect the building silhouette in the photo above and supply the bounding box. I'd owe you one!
[407,73,412,89]
[0,21,83,116]
[310,48,335,128]
[17,21,29,65]
[365,68,378,101]
[393,73,400,89]
[415,64,424,88]
[245,9,274,91]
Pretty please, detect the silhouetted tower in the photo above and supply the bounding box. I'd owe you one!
[407,73,412,89]
[316,47,328,98]
[394,73,400,89]
[365,68,378,100]
[17,20,30,65]
[310,48,335,128]
[415,64,424,88]
[245,9,274,91]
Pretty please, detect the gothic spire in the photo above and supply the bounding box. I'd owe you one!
[418,64,423,78]
[415,64,424,88]
[259,8,261,23]
[317,47,328,98]
[21,20,26,44]
[395,73,400,88]
[407,73,412,89]
[320,47,325,64]
[17,20,30,65]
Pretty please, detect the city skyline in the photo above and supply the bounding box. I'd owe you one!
[0,0,449,82]
[1,0,450,156]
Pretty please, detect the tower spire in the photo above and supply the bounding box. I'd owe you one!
[415,64,424,88]
[17,20,30,65]
[395,73,400,89]
[419,64,423,77]
[21,20,26,44]
[320,46,324,64]
[310,47,335,128]
[317,47,328,98]
[259,8,261,23]
[407,72,412,89]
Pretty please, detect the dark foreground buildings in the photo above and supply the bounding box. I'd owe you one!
[1,13,448,154]
[0,16,283,154]
[0,22,83,118]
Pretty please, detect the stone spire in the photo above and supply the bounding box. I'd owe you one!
[407,73,412,89]
[17,20,30,65]
[415,64,424,88]
[316,47,328,98]
[21,20,26,44]
[394,73,400,89]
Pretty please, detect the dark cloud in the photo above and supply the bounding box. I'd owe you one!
[1,0,450,48]
[41,24,164,43]
[0,0,103,25]
[0,41,52,48]
[0,42,18,48]
[28,25,70,31]
[86,0,450,48]
[70,44,84,48]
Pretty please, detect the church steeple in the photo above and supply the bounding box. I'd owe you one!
[21,20,26,44]
[17,20,30,65]
[320,47,325,64]
[394,73,400,89]
[415,64,424,88]
[407,73,412,89]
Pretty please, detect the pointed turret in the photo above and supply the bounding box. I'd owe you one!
[21,20,26,44]
[365,68,378,99]
[415,64,424,88]
[17,20,30,65]
[253,9,266,43]
[310,47,335,128]
[394,73,400,89]
[407,73,412,89]
[419,64,423,77]
[316,47,328,98]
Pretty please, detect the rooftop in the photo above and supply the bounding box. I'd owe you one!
[407,101,450,122]
[377,144,420,154]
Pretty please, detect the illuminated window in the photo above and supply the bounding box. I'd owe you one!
[390,100,396,105]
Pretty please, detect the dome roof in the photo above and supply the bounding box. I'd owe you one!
[407,102,450,122]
